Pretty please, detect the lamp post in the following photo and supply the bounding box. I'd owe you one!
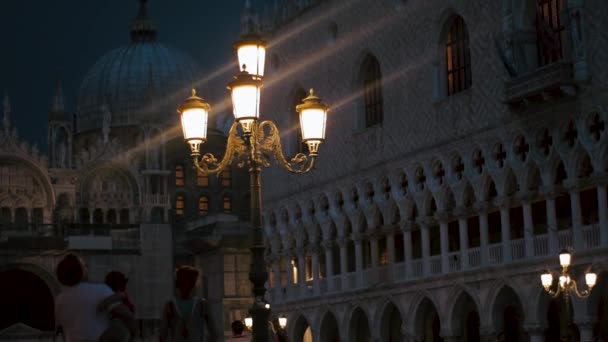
[178,34,328,342]
[540,250,597,341]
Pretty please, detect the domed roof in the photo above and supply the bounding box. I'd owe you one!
[76,1,200,133]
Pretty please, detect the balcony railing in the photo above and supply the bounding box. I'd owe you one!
[268,223,606,305]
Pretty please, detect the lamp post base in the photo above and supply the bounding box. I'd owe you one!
[250,305,270,342]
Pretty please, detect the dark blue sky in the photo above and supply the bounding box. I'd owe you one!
[0,0,249,150]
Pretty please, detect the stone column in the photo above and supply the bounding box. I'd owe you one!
[353,234,364,288]
[524,324,545,342]
[310,247,321,296]
[476,203,490,267]
[370,233,379,269]
[323,241,334,291]
[566,0,589,81]
[522,199,535,257]
[420,221,430,276]
[272,256,281,290]
[568,184,583,249]
[402,222,413,278]
[574,319,594,342]
[385,226,396,280]
[498,197,512,263]
[457,209,469,270]
[597,183,608,247]
[296,248,306,297]
[544,187,559,254]
[338,237,349,290]
[437,213,450,273]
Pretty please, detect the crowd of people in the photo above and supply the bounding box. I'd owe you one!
[53,253,277,342]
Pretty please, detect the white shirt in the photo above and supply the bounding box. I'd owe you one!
[55,282,114,342]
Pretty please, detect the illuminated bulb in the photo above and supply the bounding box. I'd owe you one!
[585,272,597,288]
[244,317,253,330]
[541,273,553,288]
[559,251,571,268]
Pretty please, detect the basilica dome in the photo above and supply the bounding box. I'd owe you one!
[76,1,200,133]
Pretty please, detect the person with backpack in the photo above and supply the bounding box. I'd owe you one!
[159,265,215,342]
[98,270,137,342]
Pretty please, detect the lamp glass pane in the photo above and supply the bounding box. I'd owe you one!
[244,317,253,329]
[231,84,260,120]
[180,107,208,142]
[299,108,326,141]
[541,273,553,287]
[559,252,571,267]
[238,44,266,77]
[585,272,597,287]
[278,317,287,329]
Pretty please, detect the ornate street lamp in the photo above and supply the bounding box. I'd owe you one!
[540,250,597,298]
[178,35,328,342]
[540,250,597,341]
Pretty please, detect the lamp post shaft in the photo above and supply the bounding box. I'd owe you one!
[248,150,270,342]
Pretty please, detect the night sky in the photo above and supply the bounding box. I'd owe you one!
[0,0,250,150]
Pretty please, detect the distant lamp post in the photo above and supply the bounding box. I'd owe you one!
[178,33,328,342]
[540,250,597,341]
[540,250,597,298]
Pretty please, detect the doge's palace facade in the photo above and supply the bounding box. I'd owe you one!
[258,0,608,341]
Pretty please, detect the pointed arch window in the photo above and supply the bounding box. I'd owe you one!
[445,16,472,95]
[536,0,565,66]
[198,196,209,216]
[197,169,209,187]
[175,195,185,216]
[175,165,185,186]
[223,194,232,213]
[221,169,232,188]
[361,55,383,127]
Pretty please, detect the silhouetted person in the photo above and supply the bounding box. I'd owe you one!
[160,265,216,342]
[226,320,249,341]
[54,253,114,341]
[98,270,137,342]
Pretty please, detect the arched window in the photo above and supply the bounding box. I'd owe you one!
[175,195,185,216]
[445,16,472,95]
[361,55,383,127]
[221,169,232,187]
[536,0,564,66]
[197,169,209,187]
[292,88,308,155]
[199,196,209,216]
[175,165,185,186]
[223,194,232,213]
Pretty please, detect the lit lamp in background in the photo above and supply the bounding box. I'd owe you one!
[245,317,253,331]
[540,250,597,341]
[178,32,328,342]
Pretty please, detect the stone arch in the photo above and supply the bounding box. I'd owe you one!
[487,283,526,340]
[446,286,482,338]
[410,293,443,340]
[291,314,313,342]
[77,162,140,207]
[377,300,405,342]
[0,262,60,332]
[0,155,55,210]
[318,309,340,342]
[585,271,608,340]
[347,306,371,342]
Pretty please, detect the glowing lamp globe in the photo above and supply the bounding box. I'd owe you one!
[541,273,553,288]
[278,315,287,329]
[559,250,571,268]
[244,317,253,330]
[228,71,262,132]
[236,35,266,77]
[178,89,210,154]
[296,88,328,154]
[585,272,597,288]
